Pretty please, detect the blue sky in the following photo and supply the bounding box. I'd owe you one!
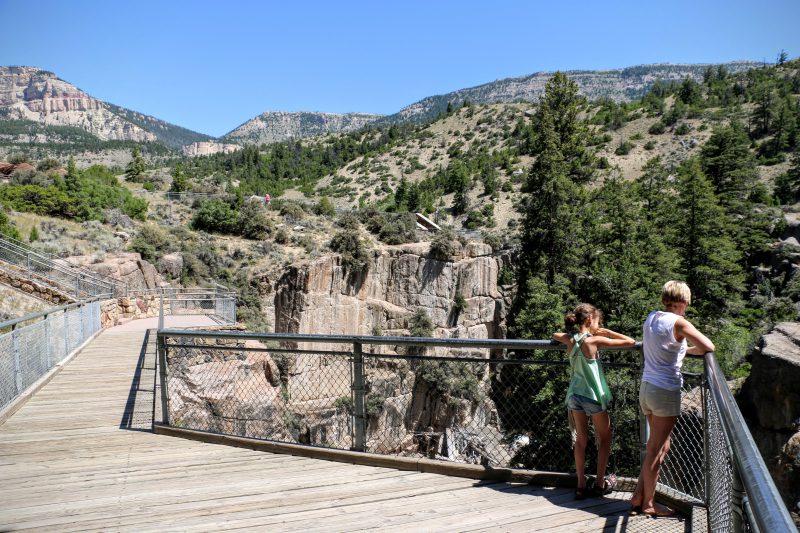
[1,0,799,137]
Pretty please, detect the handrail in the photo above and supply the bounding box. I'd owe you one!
[0,232,121,290]
[0,296,104,331]
[704,352,797,532]
[156,329,642,351]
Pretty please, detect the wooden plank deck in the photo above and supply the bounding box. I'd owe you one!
[0,325,687,532]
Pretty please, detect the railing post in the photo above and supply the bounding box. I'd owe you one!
[352,341,366,453]
[64,309,69,356]
[731,464,745,532]
[158,333,170,425]
[44,314,51,369]
[702,366,711,506]
[159,290,165,331]
[12,326,22,394]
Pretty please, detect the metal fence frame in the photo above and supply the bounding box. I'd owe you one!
[0,232,125,298]
[154,330,797,531]
[0,299,102,413]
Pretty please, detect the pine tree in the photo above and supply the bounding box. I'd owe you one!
[125,146,146,182]
[675,159,745,319]
[65,156,80,192]
[169,163,188,193]
[518,72,594,287]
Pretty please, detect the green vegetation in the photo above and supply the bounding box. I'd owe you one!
[0,157,147,222]
[191,198,273,239]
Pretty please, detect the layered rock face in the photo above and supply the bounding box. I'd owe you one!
[0,66,156,142]
[223,111,383,146]
[269,242,513,463]
[181,141,242,157]
[65,252,165,291]
[275,242,506,340]
[741,322,800,516]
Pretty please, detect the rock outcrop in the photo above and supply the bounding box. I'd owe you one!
[269,242,513,463]
[182,141,241,157]
[741,322,800,516]
[222,111,383,146]
[275,242,506,341]
[65,252,165,291]
[0,66,156,142]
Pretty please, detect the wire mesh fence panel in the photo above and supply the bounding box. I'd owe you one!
[49,311,67,364]
[706,384,736,532]
[164,339,353,446]
[0,333,16,410]
[16,321,48,392]
[67,306,85,354]
[657,372,707,503]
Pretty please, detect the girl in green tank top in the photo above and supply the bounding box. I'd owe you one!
[553,304,635,499]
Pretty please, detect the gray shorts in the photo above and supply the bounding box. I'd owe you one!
[639,380,681,417]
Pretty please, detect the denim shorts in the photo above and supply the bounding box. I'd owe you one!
[639,380,681,417]
[567,394,605,416]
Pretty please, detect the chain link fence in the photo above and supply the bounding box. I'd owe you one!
[0,233,123,298]
[156,333,712,487]
[0,301,101,412]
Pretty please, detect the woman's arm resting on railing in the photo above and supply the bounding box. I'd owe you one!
[553,332,570,345]
[675,317,715,355]
[591,328,636,348]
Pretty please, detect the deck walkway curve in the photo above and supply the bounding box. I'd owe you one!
[0,320,685,532]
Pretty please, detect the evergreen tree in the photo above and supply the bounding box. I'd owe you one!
[775,150,800,203]
[125,146,146,182]
[169,163,188,193]
[675,159,745,319]
[518,72,594,289]
[700,121,758,210]
[64,157,80,192]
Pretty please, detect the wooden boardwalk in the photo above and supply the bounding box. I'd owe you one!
[0,326,687,532]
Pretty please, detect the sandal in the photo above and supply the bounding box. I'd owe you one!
[629,503,642,515]
[643,505,676,518]
[590,473,617,497]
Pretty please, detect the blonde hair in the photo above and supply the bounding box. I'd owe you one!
[661,280,691,306]
[564,303,602,330]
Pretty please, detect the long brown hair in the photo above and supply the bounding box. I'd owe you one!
[564,303,601,331]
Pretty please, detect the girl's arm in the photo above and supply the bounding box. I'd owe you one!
[553,332,570,345]
[675,318,715,355]
[589,328,636,349]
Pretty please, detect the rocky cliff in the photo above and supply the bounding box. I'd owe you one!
[266,242,513,462]
[222,111,384,146]
[0,66,211,149]
[182,141,242,157]
[275,242,506,340]
[0,66,156,142]
[740,323,800,517]
[379,61,761,125]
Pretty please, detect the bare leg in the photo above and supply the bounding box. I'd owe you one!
[591,410,612,485]
[572,410,589,489]
[639,414,677,514]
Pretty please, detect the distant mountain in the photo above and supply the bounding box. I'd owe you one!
[0,66,211,150]
[378,61,762,125]
[222,111,384,146]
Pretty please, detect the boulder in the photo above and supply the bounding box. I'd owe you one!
[158,253,184,279]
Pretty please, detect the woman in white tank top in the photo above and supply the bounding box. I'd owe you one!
[630,281,715,518]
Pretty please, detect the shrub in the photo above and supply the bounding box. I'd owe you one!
[644,140,657,151]
[429,228,460,260]
[315,196,336,217]
[615,141,634,156]
[279,201,305,221]
[238,201,273,240]
[648,121,666,135]
[191,200,238,234]
[28,225,39,243]
[329,229,371,273]
[409,309,433,337]
[674,123,691,135]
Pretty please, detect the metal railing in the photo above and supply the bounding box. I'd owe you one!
[143,286,237,328]
[0,299,102,413]
[153,330,797,531]
[704,352,797,532]
[0,232,125,299]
